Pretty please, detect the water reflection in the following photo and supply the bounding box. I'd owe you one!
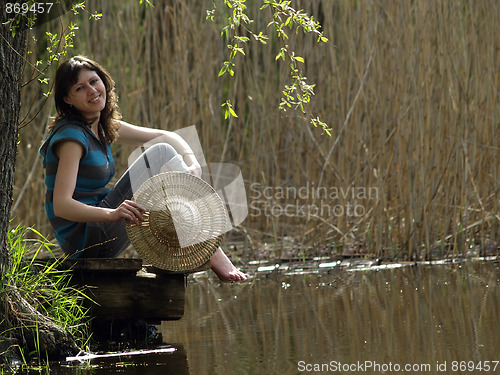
[163,261,499,374]
[27,261,499,374]
[49,344,189,374]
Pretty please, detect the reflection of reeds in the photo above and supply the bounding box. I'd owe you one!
[163,263,500,374]
[15,0,499,259]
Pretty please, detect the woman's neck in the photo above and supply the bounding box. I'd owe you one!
[88,117,100,139]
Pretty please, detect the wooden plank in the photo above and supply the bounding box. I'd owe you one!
[73,270,185,323]
[60,258,143,272]
[51,258,186,323]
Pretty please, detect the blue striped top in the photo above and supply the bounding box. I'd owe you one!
[39,119,116,254]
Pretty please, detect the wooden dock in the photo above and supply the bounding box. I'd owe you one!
[59,258,186,324]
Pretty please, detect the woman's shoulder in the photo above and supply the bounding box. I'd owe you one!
[50,118,91,141]
[51,117,87,132]
[40,118,90,159]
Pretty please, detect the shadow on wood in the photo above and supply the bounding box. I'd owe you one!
[60,258,186,323]
[55,258,187,343]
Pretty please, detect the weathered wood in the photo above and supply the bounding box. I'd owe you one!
[61,258,143,272]
[57,258,186,324]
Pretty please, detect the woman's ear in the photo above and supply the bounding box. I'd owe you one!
[63,96,72,106]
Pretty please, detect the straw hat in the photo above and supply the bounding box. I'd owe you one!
[126,172,229,272]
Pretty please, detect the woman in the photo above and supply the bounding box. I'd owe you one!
[40,56,247,282]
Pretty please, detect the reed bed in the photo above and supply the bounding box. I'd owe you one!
[13,0,499,260]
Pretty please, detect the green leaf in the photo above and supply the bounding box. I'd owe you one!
[235,36,250,43]
[275,48,286,61]
[229,106,238,118]
[140,0,154,7]
[222,101,238,118]
[90,12,103,20]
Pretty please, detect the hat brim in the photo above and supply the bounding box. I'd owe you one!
[126,172,228,272]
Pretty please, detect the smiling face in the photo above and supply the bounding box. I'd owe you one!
[64,68,106,121]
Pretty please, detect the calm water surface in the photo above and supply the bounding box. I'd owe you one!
[47,261,499,374]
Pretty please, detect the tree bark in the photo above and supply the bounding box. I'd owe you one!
[7,286,80,359]
[0,1,25,275]
[1,12,79,362]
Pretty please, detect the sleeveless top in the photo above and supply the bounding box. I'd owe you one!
[39,119,116,254]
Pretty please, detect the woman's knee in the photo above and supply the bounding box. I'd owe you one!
[144,142,179,161]
[146,143,190,173]
[141,142,189,173]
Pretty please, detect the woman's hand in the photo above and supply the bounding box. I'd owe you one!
[109,200,146,225]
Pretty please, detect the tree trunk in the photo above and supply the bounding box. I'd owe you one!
[6,287,80,359]
[0,1,24,276]
[1,13,79,362]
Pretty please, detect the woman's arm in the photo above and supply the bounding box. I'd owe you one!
[53,140,144,224]
[116,120,192,151]
[116,121,201,177]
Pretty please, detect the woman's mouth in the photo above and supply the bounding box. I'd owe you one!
[89,95,101,104]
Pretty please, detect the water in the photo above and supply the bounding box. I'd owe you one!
[32,261,500,374]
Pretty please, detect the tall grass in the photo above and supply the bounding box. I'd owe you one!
[1,224,90,361]
[13,0,499,260]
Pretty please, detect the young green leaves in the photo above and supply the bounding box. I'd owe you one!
[208,0,331,134]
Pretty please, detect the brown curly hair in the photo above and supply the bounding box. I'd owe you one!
[49,56,122,144]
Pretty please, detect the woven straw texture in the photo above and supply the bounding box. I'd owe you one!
[126,172,228,271]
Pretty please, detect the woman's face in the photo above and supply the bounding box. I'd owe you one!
[64,68,106,120]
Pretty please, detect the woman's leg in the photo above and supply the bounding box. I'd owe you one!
[102,142,182,209]
[95,143,248,281]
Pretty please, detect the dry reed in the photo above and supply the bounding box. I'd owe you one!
[13,0,499,260]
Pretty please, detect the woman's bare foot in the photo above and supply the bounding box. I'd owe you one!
[210,247,248,282]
